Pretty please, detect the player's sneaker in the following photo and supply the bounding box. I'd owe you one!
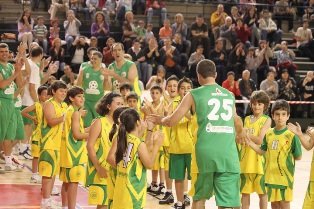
[147,183,159,194]
[184,194,191,206]
[157,183,166,194]
[51,186,60,196]
[159,192,174,204]
[4,164,23,172]
[41,199,61,209]
[30,174,42,184]
[19,147,33,160]
[173,202,185,209]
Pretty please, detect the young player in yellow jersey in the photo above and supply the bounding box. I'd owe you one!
[39,81,68,209]
[86,92,124,209]
[126,92,144,119]
[288,124,314,209]
[110,108,164,209]
[60,86,89,209]
[238,90,271,209]
[246,100,303,209]
[21,85,49,184]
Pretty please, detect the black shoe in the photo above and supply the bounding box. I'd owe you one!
[184,194,191,206]
[147,183,159,194]
[157,184,166,195]
[159,192,174,204]
[173,202,185,209]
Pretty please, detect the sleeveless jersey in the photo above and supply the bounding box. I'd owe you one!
[86,116,112,186]
[309,150,314,182]
[260,127,302,188]
[40,99,67,151]
[0,63,15,100]
[169,97,193,154]
[108,60,141,96]
[60,105,87,168]
[82,65,105,102]
[190,84,240,174]
[238,115,269,174]
[32,102,43,142]
[112,134,146,209]
[14,95,22,109]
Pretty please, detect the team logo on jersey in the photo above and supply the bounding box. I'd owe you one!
[86,81,100,95]
[113,80,120,90]
[211,88,227,96]
[4,82,15,95]
[121,72,127,77]
[271,140,279,150]
[206,122,234,133]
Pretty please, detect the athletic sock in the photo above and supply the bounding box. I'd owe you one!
[167,189,172,193]
[176,201,182,206]
[41,198,49,205]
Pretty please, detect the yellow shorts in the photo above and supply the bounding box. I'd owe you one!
[164,147,170,171]
[88,184,108,206]
[266,185,293,202]
[152,150,165,170]
[31,141,40,158]
[303,181,314,209]
[59,165,86,183]
[240,173,266,195]
[38,149,60,177]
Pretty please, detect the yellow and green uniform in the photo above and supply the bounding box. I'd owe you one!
[303,150,314,209]
[38,98,67,177]
[189,84,240,207]
[86,116,112,206]
[82,64,105,127]
[108,60,141,96]
[60,105,87,183]
[31,102,43,158]
[0,62,17,141]
[14,94,25,140]
[112,134,146,209]
[260,127,302,202]
[238,115,269,194]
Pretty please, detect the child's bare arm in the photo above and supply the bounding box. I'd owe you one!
[249,118,272,145]
[71,111,89,140]
[288,122,314,151]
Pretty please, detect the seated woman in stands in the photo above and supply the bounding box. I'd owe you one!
[49,37,65,79]
[17,8,34,51]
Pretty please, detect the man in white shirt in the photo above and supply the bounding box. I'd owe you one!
[64,10,81,54]
[296,19,314,61]
[259,9,282,46]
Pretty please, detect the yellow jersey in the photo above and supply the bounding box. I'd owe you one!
[112,134,146,209]
[31,102,43,142]
[40,99,67,151]
[86,116,112,186]
[261,127,302,188]
[238,115,269,174]
[60,105,87,168]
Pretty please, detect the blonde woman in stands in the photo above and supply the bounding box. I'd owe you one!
[18,8,34,51]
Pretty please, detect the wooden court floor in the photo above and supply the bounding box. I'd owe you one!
[0,147,312,209]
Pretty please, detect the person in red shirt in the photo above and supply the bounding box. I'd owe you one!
[235,18,251,46]
[159,19,172,46]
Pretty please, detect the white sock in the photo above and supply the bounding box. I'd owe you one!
[5,156,11,165]
[176,201,182,206]
[167,189,172,193]
[62,207,68,209]
[18,143,27,152]
[41,198,49,205]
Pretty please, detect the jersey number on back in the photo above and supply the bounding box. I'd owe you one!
[207,98,233,121]
[123,142,134,168]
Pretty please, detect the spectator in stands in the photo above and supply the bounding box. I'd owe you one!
[230,6,242,24]
[144,37,159,76]
[88,36,100,50]
[210,4,228,41]
[132,0,145,15]
[49,0,69,20]
[172,33,188,71]
[300,71,314,117]
[70,0,89,20]
[134,20,146,44]
[145,23,155,43]
[273,0,294,32]
[159,19,172,46]
[243,6,260,47]
[238,69,257,114]
[172,13,191,55]
[303,0,314,21]
[146,0,167,26]
[103,0,117,24]
[18,9,34,51]
[209,38,227,85]
[146,65,166,90]
[259,9,282,46]
[49,37,65,78]
[235,18,251,46]
[296,19,314,61]
[33,16,48,55]
[260,70,279,100]
[86,0,99,19]
[127,39,148,84]
[49,19,61,46]
[116,0,133,25]
[102,37,115,66]
[32,0,50,11]
[277,68,297,100]
[69,36,89,73]
[255,40,273,87]
[159,37,182,79]
[122,11,137,51]
[91,11,110,49]
[188,44,205,86]
[190,14,210,58]
[64,10,81,54]
[246,46,263,83]
[220,16,237,51]
[60,64,77,86]
[227,42,246,79]
[272,41,296,77]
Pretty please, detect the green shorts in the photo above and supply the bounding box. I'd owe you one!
[15,108,25,140]
[0,99,17,141]
[189,172,241,208]
[84,100,100,127]
[21,105,34,125]
[169,153,191,180]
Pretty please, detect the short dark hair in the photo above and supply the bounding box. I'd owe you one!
[166,75,179,86]
[150,85,163,93]
[31,46,43,57]
[119,83,132,91]
[37,85,48,95]
[126,92,139,101]
[271,99,290,115]
[87,47,98,55]
[92,51,103,59]
[111,42,124,52]
[50,80,67,94]
[178,77,193,90]
[0,43,9,49]
[250,90,270,111]
[96,92,122,116]
[64,86,84,105]
[196,59,216,78]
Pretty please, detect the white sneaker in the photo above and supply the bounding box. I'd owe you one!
[41,199,61,209]
[51,186,60,196]
[75,204,83,209]
[4,164,23,172]
[30,174,42,184]
[19,147,33,160]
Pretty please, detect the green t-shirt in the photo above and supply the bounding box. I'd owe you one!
[0,63,15,100]
[108,60,133,92]
[82,65,104,102]
[190,84,240,173]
